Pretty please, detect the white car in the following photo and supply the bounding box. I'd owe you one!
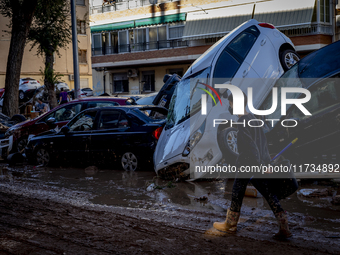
[55,82,70,91]
[153,19,300,180]
[80,88,93,97]
[19,78,42,101]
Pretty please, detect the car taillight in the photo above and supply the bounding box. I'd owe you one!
[259,23,275,29]
[37,81,40,83]
[152,126,163,140]
[22,81,29,84]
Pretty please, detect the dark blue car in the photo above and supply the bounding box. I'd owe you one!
[259,40,340,164]
[25,106,167,170]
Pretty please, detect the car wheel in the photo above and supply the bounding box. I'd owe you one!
[19,90,25,101]
[10,114,26,124]
[121,152,138,171]
[35,147,50,166]
[218,127,239,164]
[280,49,300,71]
[16,137,28,153]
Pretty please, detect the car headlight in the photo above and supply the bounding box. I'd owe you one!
[182,120,206,157]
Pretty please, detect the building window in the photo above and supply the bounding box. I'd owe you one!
[77,20,86,35]
[142,71,155,92]
[169,26,184,39]
[168,68,183,77]
[78,50,87,64]
[113,73,129,93]
[320,0,330,23]
[76,0,85,6]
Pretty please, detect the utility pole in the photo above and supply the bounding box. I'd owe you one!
[70,0,80,98]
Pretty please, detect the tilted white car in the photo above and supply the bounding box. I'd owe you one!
[153,19,299,180]
[19,78,42,101]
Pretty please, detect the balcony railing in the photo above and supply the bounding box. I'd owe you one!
[92,39,188,56]
[91,0,175,14]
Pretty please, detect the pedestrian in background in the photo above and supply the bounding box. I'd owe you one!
[59,88,70,104]
[35,99,48,115]
[213,92,292,240]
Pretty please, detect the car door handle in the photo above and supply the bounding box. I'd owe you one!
[261,38,266,46]
[242,69,249,78]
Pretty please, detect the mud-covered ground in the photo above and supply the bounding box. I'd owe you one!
[1,164,340,254]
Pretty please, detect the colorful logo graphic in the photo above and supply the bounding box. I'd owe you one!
[198,82,222,106]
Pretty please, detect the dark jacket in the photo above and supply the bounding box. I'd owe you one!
[235,113,271,168]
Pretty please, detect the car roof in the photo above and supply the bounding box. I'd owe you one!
[70,96,127,102]
[182,19,258,79]
[298,40,340,82]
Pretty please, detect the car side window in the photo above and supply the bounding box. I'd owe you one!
[289,78,340,119]
[213,26,260,81]
[227,26,259,60]
[55,103,83,122]
[69,111,97,132]
[98,111,121,129]
[87,101,119,108]
[213,51,240,80]
[118,114,129,128]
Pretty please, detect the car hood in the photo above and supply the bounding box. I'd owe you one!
[154,118,190,167]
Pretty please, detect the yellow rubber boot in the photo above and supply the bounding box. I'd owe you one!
[213,209,240,233]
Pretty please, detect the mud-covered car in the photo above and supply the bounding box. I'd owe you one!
[5,97,129,153]
[259,40,340,165]
[154,19,299,180]
[25,106,168,170]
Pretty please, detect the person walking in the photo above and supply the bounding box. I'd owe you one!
[59,88,70,105]
[213,92,292,240]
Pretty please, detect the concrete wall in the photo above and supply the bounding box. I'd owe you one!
[0,0,92,89]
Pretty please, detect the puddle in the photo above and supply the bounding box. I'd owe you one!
[2,164,340,232]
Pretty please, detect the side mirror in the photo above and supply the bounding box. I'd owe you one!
[60,126,70,134]
[46,117,56,124]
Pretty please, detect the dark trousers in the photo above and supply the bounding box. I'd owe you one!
[230,178,284,214]
[60,100,68,105]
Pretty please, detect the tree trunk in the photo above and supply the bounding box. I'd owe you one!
[44,46,58,110]
[2,0,38,117]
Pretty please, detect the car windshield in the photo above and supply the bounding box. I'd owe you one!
[166,67,211,129]
[260,64,303,131]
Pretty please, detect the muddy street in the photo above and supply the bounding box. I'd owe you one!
[1,164,340,254]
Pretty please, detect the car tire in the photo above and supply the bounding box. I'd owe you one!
[35,147,51,166]
[10,114,26,124]
[19,90,25,101]
[218,127,239,164]
[121,151,139,171]
[280,49,300,71]
[16,136,28,153]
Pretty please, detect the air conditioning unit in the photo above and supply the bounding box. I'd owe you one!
[69,74,74,81]
[127,69,138,78]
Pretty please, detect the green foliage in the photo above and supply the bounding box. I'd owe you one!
[28,0,72,56]
[40,63,63,85]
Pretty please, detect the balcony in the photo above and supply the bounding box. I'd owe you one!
[92,39,188,56]
[91,0,176,14]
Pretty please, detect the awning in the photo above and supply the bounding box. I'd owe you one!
[135,13,186,27]
[91,13,186,33]
[91,20,134,33]
[182,4,254,41]
[254,0,316,29]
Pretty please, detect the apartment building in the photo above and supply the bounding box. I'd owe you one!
[90,0,337,95]
[0,0,92,90]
